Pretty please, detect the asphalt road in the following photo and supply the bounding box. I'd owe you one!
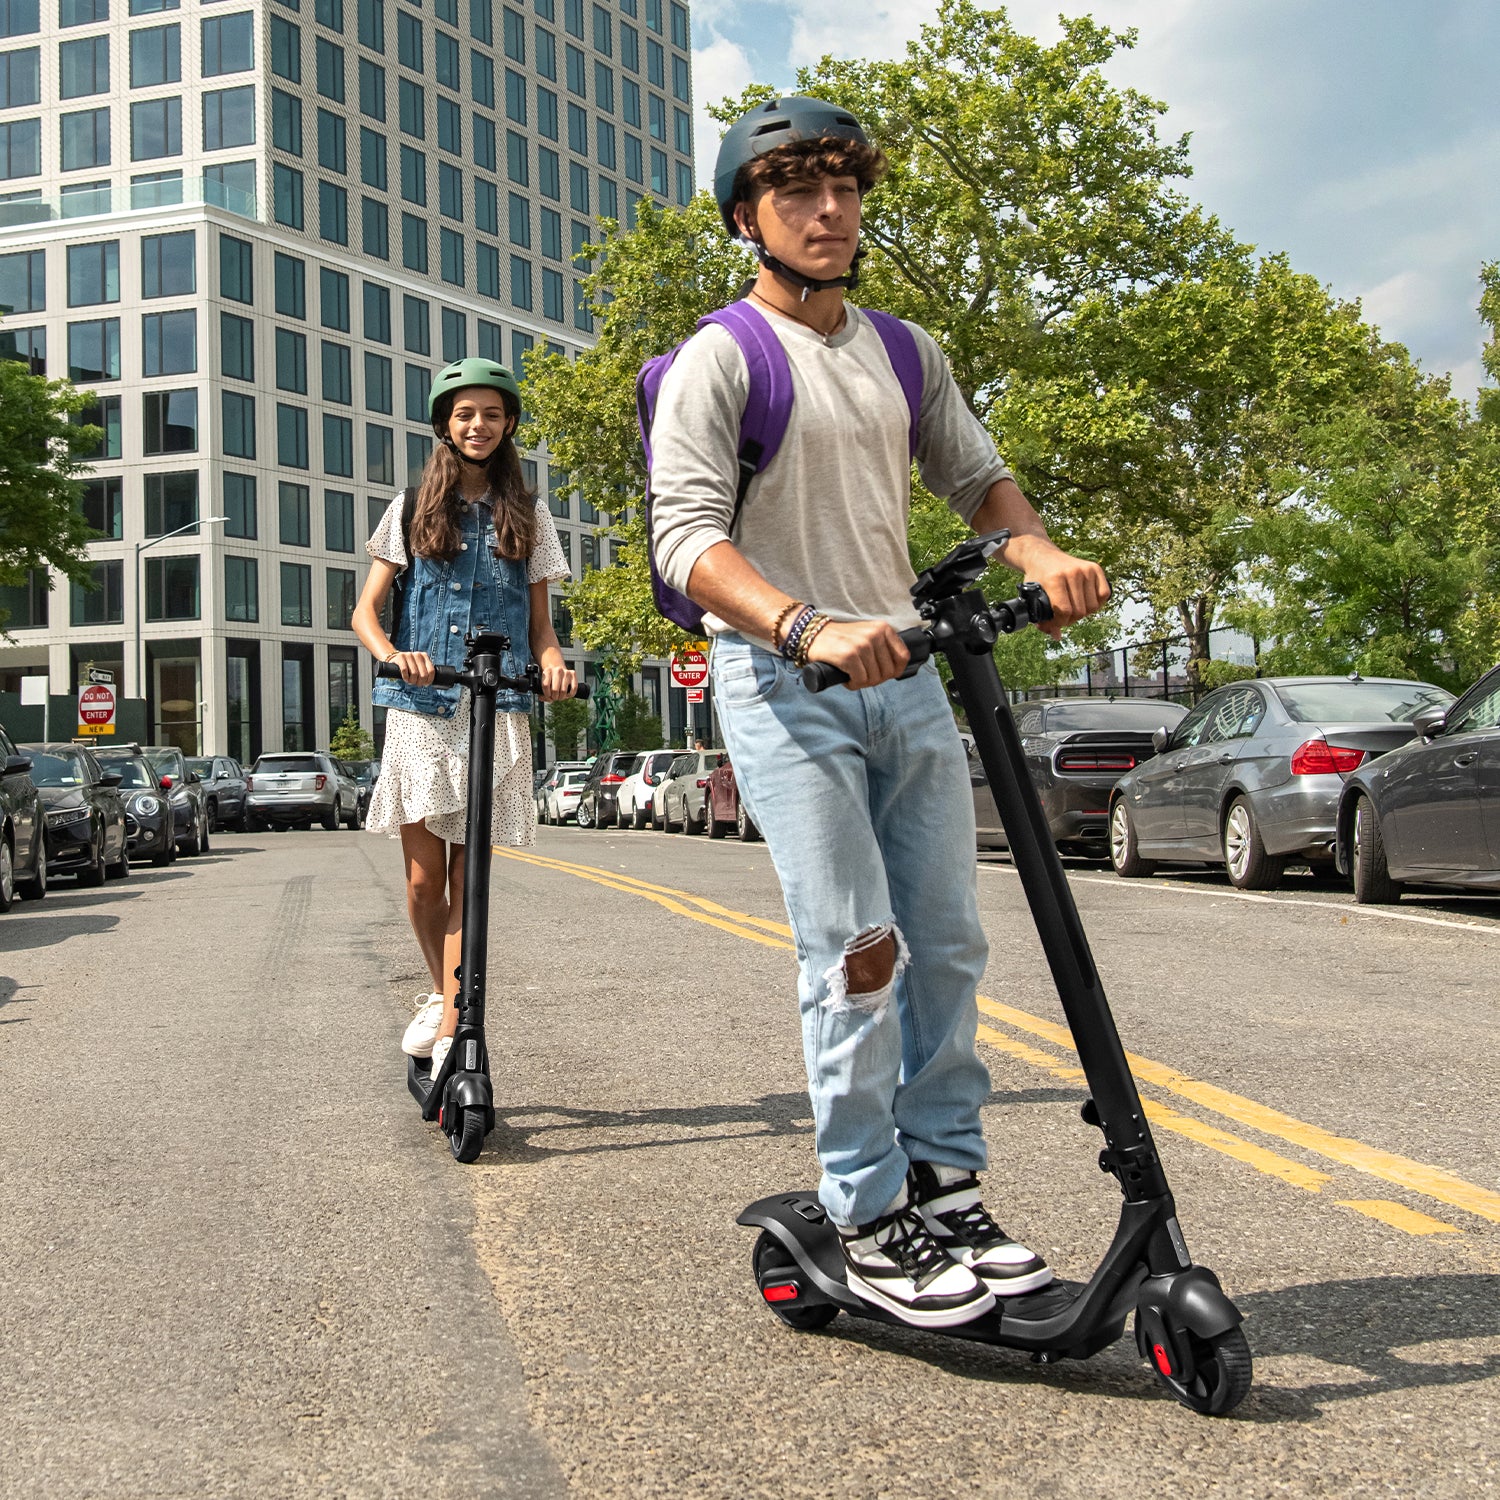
[2,822,1497,1498]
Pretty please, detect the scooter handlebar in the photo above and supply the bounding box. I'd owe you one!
[375,659,590,698]
[802,628,933,694]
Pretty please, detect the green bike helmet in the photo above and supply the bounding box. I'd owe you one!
[427,358,522,423]
[713,95,871,239]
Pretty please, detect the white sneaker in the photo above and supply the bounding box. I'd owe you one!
[908,1162,1054,1296]
[402,993,446,1057]
[428,1035,453,1080]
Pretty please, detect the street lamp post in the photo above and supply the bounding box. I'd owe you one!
[135,516,228,728]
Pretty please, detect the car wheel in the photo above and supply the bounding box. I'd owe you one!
[180,809,202,857]
[707,801,726,839]
[0,832,14,912]
[1109,800,1156,878]
[199,810,210,854]
[17,828,47,900]
[78,830,107,888]
[322,799,340,831]
[206,797,219,832]
[633,803,648,830]
[737,805,760,843]
[577,801,593,829]
[107,823,130,879]
[1222,796,1285,890]
[1353,795,1401,904]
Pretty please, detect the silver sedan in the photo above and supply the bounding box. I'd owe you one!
[1108,676,1453,890]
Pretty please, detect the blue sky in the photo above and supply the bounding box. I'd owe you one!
[688,0,1500,400]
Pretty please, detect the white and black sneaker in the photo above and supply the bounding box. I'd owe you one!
[908,1161,1054,1296]
[837,1184,996,1328]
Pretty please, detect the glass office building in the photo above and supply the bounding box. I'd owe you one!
[0,0,694,757]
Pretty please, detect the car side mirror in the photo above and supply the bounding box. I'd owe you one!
[1413,706,1448,739]
[99,772,123,788]
[1151,727,1170,754]
[2,753,32,777]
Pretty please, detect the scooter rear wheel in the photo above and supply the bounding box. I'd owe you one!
[752,1232,838,1332]
[449,1106,486,1163]
[1140,1322,1252,1415]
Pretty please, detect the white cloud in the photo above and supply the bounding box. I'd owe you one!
[691,35,757,186]
[783,0,933,69]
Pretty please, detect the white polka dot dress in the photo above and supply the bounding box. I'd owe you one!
[363,491,568,847]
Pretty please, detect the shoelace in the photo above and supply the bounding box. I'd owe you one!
[935,1195,1010,1251]
[870,1206,955,1290]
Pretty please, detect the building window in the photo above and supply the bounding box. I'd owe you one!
[73,393,121,457]
[0,567,49,629]
[0,115,39,177]
[141,230,194,300]
[476,241,499,299]
[0,46,40,108]
[572,278,592,332]
[321,338,352,403]
[273,161,304,227]
[359,124,385,187]
[318,178,348,244]
[364,351,393,412]
[222,389,256,457]
[650,145,666,196]
[0,248,45,313]
[218,234,252,304]
[594,59,613,113]
[316,107,346,171]
[503,66,525,124]
[566,100,586,153]
[474,175,497,233]
[202,12,253,75]
[472,112,495,170]
[366,422,394,485]
[401,212,427,272]
[323,412,354,476]
[275,327,307,392]
[324,269,355,330]
[0,323,44,373]
[145,555,200,621]
[622,76,639,126]
[438,159,463,220]
[324,487,355,551]
[510,328,532,381]
[315,35,345,101]
[59,34,107,96]
[403,361,428,420]
[278,479,311,545]
[675,158,691,207]
[70,558,125,625]
[129,23,179,86]
[277,404,310,470]
[315,0,343,29]
[569,159,589,214]
[405,431,431,483]
[396,8,421,69]
[272,88,302,155]
[280,561,312,626]
[439,226,464,286]
[282,641,315,747]
[402,294,429,354]
[439,305,466,361]
[142,308,196,376]
[624,131,641,184]
[538,144,559,200]
[357,0,383,52]
[541,265,563,322]
[361,196,388,258]
[398,76,423,135]
[143,469,198,535]
[79,475,122,538]
[363,279,391,342]
[563,0,582,39]
[223,471,257,537]
[509,254,532,310]
[66,316,119,380]
[399,141,425,203]
[274,252,305,317]
[130,96,180,160]
[471,0,492,45]
[326,567,356,628]
[224,554,258,623]
[546,464,568,518]
[506,127,527,184]
[59,106,109,170]
[142,389,197,454]
[271,15,301,82]
[508,190,529,246]
[359,56,385,118]
[435,30,458,89]
[536,86,557,139]
[437,95,461,153]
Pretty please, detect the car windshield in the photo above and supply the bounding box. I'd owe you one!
[102,758,156,789]
[1274,681,1453,724]
[147,750,181,773]
[26,751,84,786]
[1043,702,1187,732]
[255,756,321,772]
[186,758,214,776]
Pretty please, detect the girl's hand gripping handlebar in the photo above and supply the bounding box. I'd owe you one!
[376,658,590,698]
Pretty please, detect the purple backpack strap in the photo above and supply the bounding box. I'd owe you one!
[860,308,925,460]
[700,300,796,500]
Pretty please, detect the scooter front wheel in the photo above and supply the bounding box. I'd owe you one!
[752,1232,838,1332]
[1140,1321,1252,1415]
[449,1106,486,1163]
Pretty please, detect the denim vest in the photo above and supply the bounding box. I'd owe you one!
[372,503,534,718]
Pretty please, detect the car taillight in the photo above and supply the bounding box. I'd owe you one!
[601,774,625,783]
[315,774,327,790]
[1290,740,1366,775]
[1057,752,1137,772]
[696,778,709,788]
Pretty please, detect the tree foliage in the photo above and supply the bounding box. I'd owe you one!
[329,707,377,761]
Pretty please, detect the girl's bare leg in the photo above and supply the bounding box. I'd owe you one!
[400,820,453,993]
[436,845,464,1043]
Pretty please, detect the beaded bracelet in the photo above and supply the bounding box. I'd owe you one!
[780,606,819,664]
[770,601,803,652]
[795,614,833,668]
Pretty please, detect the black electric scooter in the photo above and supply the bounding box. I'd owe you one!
[738,533,1252,1416]
[377,631,588,1164]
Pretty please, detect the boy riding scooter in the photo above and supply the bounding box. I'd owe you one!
[648,98,1110,1327]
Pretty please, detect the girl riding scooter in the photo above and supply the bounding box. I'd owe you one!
[353,360,576,1079]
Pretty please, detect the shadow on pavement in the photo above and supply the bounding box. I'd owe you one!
[0,909,123,952]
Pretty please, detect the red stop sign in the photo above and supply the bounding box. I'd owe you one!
[79,683,116,725]
[670,650,708,688]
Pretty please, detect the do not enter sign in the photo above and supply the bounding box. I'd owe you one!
[670,650,708,689]
[77,682,117,735]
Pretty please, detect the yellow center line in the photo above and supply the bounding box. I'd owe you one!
[503,844,1489,1232]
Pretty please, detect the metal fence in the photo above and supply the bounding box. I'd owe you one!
[1011,627,1257,706]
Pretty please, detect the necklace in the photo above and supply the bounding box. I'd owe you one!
[750,288,847,342]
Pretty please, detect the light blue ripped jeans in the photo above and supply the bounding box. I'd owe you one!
[711,631,992,1227]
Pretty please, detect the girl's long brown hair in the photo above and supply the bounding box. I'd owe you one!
[408,401,536,562]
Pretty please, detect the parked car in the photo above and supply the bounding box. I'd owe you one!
[535,761,588,822]
[541,766,591,824]
[21,743,130,885]
[0,720,48,910]
[1334,663,1500,903]
[94,745,176,866]
[615,749,678,829]
[144,745,212,856]
[342,760,378,824]
[186,755,249,831]
[972,697,1188,858]
[1108,675,1454,890]
[655,750,724,833]
[247,751,360,830]
[704,753,760,841]
[575,751,642,829]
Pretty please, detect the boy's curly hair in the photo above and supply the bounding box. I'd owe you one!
[731,137,888,215]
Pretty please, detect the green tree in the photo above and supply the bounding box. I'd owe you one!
[613,691,665,750]
[329,707,376,761]
[0,356,99,631]
[546,696,590,760]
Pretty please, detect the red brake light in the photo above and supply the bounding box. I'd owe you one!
[763,1284,799,1304]
[1057,753,1137,773]
[315,774,327,790]
[601,774,625,783]
[696,778,709,788]
[1290,740,1365,775]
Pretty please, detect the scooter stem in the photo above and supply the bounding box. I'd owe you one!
[456,644,502,1040]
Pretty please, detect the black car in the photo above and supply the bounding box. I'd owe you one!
[0,719,48,910]
[94,746,176,866]
[144,745,212,856]
[575,750,642,830]
[972,697,1188,858]
[1335,662,1500,902]
[22,742,130,885]
[186,756,249,831]
[339,759,377,825]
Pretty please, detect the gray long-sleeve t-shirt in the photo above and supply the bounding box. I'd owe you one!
[648,302,1012,645]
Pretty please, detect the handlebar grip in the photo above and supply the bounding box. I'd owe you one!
[802,627,933,694]
[374,660,461,686]
[572,681,592,701]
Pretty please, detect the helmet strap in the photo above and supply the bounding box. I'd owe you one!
[737,233,863,299]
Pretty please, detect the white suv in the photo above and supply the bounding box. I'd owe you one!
[615,749,678,829]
